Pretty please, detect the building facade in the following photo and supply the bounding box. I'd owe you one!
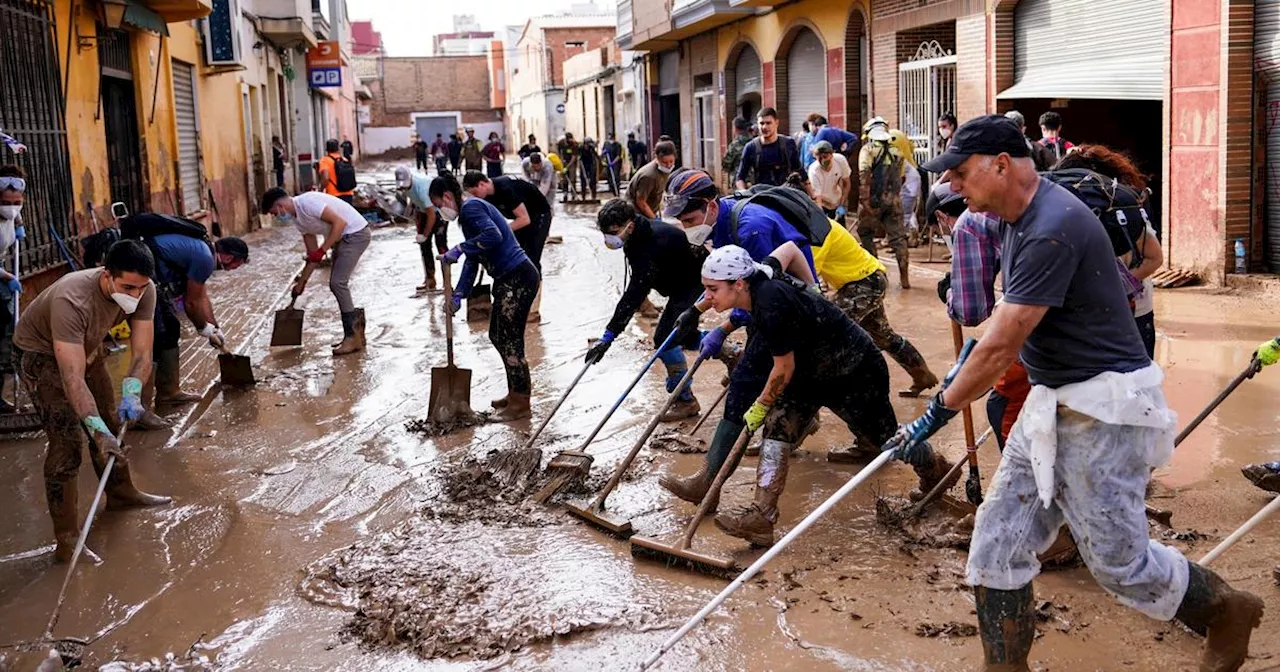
[619,0,1279,284]
[359,54,504,156]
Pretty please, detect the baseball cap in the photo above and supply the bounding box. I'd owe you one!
[394,166,412,188]
[662,169,716,218]
[924,180,966,219]
[811,140,835,155]
[920,114,1030,173]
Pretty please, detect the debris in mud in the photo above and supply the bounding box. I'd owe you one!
[405,412,493,437]
[97,640,212,671]
[648,429,707,454]
[302,520,663,661]
[1160,527,1211,544]
[874,495,973,550]
[914,621,978,638]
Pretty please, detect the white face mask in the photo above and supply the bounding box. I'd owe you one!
[0,205,20,221]
[657,163,674,174]
[109,277,142,314]
[684,206,714,246]
[939,128,953,140]
[439,206,459,222]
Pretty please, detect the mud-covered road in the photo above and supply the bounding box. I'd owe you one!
[2,173,1280,670]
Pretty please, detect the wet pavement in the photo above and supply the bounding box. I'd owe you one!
[1,178,1280,670]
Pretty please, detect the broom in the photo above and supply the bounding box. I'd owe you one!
[490,359,593,488]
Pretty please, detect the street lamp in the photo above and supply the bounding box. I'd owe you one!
[101,0,128,29]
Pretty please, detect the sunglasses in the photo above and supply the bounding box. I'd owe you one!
[0,176,25,192]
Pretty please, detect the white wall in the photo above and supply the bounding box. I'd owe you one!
[362,125,415,155]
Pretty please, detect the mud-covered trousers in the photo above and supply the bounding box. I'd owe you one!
[856,202,906,256]
[489,259,540,395]
[831,269,929,376]
[417,210,449,284]
[330,227,371,313]
[17,348,123,517]
[966,409,1190,620]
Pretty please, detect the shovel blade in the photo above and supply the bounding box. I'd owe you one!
[270,308,305,347]
[218,353,255,386]
[428,364,473,423]
[467,284,492,322]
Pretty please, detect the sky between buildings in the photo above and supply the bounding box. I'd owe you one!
[350,0,592,57]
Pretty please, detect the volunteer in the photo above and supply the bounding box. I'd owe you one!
[735,107,803,190]
[521,152,557,205]
[396,166,447,293]
[806,140,851,223]
[317,139,356,205]
[0,165,27,413]
[15,240,171,562]
[260,186,371,356]
[856,117,911,288]
[900,115,1261,671]
[626,140,677,219]
[430,173,540,421]
[463,171,552,323]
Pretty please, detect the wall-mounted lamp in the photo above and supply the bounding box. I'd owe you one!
[101,0,128,29]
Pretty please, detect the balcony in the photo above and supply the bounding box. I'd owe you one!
[727,0,786,7]
[142,0,212,22]
[616,0,633,49]
[630,0,752,52]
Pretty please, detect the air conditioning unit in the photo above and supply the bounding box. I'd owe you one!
[202,0,242,66]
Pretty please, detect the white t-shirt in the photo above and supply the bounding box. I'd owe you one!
[806,154,851,210]
[292,191,368,237]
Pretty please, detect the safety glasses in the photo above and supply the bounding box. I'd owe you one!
[0,176,25,192]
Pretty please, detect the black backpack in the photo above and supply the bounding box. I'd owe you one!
[333,156,357,192]
[729,184,832,248]
[1042,168,1151,266]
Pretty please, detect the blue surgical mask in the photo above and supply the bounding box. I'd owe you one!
[275,211,294,224]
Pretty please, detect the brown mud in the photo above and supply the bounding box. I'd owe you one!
[1,178,1280,670]
[647,427,709,453]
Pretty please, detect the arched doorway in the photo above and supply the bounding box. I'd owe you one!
[776,24,827,136]
[844,7,869,136]
[724,42,763,130]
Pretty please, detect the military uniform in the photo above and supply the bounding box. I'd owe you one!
[722,133,752,190]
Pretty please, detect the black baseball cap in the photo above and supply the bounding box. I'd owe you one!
[920,114,1029,173]
[924,180,966,219]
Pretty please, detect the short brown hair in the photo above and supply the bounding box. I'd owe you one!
[654,141,677,158]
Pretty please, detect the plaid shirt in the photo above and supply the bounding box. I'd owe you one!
[948,210,1003,327]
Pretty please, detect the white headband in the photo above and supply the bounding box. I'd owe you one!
[702,245,771,281]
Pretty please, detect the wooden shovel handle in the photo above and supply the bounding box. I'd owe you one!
[440,260,455,368]
[680,427,751,549]
[950,321,978,459]
[288,262,317,309]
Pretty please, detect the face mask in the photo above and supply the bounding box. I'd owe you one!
[940,128,953,140]
[440,207,459,222]
[274,211,294,224]
[657,164,674,174]
[0,205,19,221]
[109,277,141,314]
[684,206,714,246]
[603,234,625,250]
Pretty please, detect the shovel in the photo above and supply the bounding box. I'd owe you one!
[427,261,474,423]
[270,262,317,347]
[215,343,255,386]
[466,269,492,322]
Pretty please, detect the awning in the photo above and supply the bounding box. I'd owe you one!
[123,0,170,36]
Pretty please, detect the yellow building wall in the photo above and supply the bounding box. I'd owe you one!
[715,0,866,66]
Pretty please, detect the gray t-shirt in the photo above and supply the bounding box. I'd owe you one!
[1001,178,1150,388]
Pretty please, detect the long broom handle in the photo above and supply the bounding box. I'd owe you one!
[1199,495,1280,566]
[588,353,707,511]
[687,384,729,436]
[11,236,18,407]
[1175,358,1261,446]
[950,322,978,461]
[576,328,681,451]
[522,360,591,451]
[678,427,750,550]
[43,426,128,641]
[640,450,896,670]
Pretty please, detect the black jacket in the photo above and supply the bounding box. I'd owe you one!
[607,217,705,334]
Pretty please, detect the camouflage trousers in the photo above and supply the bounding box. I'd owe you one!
[855,202,906,256]
[831,270,933,386]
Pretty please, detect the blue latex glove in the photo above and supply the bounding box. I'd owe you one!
[699,326,727,360]
[585,330,615,365]
[835,206,847,219]
[5,277,19,294]
[14,225,24,241]
[728,308,752,329]
[117,377,145,423]
[883,392,958,465]
[447,292,462,315]
[441,246,463,264]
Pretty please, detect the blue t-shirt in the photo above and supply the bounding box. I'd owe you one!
[407,175,434,211]
[455,197,532,295]
[1000,178,1150,388]
[151,233,215,286]
[815,126,858,152]
[711,197,817,279]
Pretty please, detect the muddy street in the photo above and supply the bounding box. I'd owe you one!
[2,186,1280,671]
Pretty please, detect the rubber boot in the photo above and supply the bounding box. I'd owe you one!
[858,228,876,256]
[47,476,81,563]
[155,347,200,406]
[354,308,367,350]
[908,442,959,501]
[90,450,172,509]
[134,374,172,431]
[715,438,791,547]
[491,394,510,409]
[660,420,744,509]
[527,288,542,324]
[1175,563,1265,671]
[895,248,911,289]
[332,311,363,356]
[491,392,531,421]
[975,584,1035,671]
[658,361,700,422]
[889,339,939,398]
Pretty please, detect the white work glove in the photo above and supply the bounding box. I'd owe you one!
[414,233,428,244]
[199,323,226,349]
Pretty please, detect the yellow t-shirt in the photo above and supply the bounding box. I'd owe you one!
[548,153,565,173]
[813,220,884,289]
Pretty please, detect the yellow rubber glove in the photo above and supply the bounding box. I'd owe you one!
[743,401,770,433]
[1257,338,1280,366]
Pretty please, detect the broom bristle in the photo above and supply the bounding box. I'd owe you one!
[629,541,740,579]
[531,469,579,504]
[488,448,541,489]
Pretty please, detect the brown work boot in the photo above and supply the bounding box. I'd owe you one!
[716,439,790,546]
[47,477,81,563]
[908,447,959,501]
[491,393,510,409]
[828,433,878,464]
[659,467,715,507]
[639,297,660,319]
[659,397,700,423]
[154,347,200,405]
[1176,563,1264,671]
[333,311,363,356]
[491,392,531,421]
[1241,462,1280,493]
[131,409,171,431]
[715,502,775,546]
[895,249,911,289]
[889,340,939,398]
[354,308,368,350]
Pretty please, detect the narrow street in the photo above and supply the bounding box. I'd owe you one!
[1,186,1278,670]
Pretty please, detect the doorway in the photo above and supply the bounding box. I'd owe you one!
[98,28,144,214]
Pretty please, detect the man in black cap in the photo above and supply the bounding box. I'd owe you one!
[886,115,1262,671]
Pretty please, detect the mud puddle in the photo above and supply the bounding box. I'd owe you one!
[874,494,975,551]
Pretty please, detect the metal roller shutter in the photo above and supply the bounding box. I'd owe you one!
[658,50,679,96]
[735,47,761,99]
[999,0,1168,100]
[786,29,826,134]
[1257,0,1280,271]
[172,60,202,214]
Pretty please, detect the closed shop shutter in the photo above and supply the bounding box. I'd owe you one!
[786,29,826,135]
[999,0,1167,100]
[659,49,679,96]
[735,48,761,99]
[1257,1,1280,271]
[172,60,202,214]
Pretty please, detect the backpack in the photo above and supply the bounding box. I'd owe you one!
[748,137,800,185]
[119,213,216,290]
[1042,168,1151,267]
[332,156,357,192]
[865,143,904,210]
[729,184,832,249]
